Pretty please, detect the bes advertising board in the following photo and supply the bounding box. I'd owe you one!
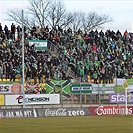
[5,94,60,105]
[89,106,133,116]
[0,84,22,94]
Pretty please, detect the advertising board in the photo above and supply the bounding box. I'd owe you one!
[89,106,133,116]
[0,107,90,118]
[0,83,22,94]
[110,93,133,103]
[0,108,35,118]
[5,94,60,105]
[0,94,4,105]
[37,107,90,117]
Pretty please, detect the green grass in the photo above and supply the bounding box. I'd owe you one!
[0,116,133,133]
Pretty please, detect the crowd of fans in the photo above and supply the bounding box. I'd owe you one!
[0,22,133,84]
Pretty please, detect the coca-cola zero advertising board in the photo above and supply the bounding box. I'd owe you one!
[0,107,90,118]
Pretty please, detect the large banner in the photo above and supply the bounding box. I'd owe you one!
[110,93,133,103]
[0,107,90,118]
[46,80,116,95]
[5,94,60,105]
[0,83,22,94]
[89,106,133,116]
[113,78,126,85]
[28,40,47,50]
[92,84,115,94]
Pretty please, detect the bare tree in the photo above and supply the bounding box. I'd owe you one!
[7,0,112,31]
[7,0,53,29]
[7,0,74,29]
[81,12,112,31]
[28,0,53,27]
[70,12,83,32]
[47,1,74,29]
[7,8,34,29]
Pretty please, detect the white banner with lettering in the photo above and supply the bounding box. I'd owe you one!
[0,84,22,94]
[5,94,60,105]
[113,78,126,85]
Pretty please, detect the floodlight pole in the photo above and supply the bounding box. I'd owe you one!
[125,88,128,115]
[80,77,82,107]
[98,77,100,104]
[115,66,118,106]
[22,10,25,108]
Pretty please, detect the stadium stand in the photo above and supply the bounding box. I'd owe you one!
[0,23,133,86]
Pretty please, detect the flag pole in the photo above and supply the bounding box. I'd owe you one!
[22,10,25,108]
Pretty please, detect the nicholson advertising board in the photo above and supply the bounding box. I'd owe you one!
[0,107,90,118]
[0,83,22,94]
[89,106,133,116]
[110,93,133,103]
[5,94,60,105]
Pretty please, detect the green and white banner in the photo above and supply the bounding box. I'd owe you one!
[46,80,71,94]
[46,80,116,94]
[92,84,115,94]
[71,84,92,94]
[28,40,47,50]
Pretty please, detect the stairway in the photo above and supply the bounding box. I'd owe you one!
[47,40,76,81]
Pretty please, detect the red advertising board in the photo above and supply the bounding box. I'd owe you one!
[89,106,133,116]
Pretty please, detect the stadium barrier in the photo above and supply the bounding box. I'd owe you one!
[0,107,90,118]
[0,78,132,107]
[1,105,133,118]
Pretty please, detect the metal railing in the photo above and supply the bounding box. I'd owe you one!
[47,40,76,80]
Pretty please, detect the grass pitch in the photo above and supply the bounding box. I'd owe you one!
[0,116,133,133]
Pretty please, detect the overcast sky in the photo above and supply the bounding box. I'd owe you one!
[0,0,133,33]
